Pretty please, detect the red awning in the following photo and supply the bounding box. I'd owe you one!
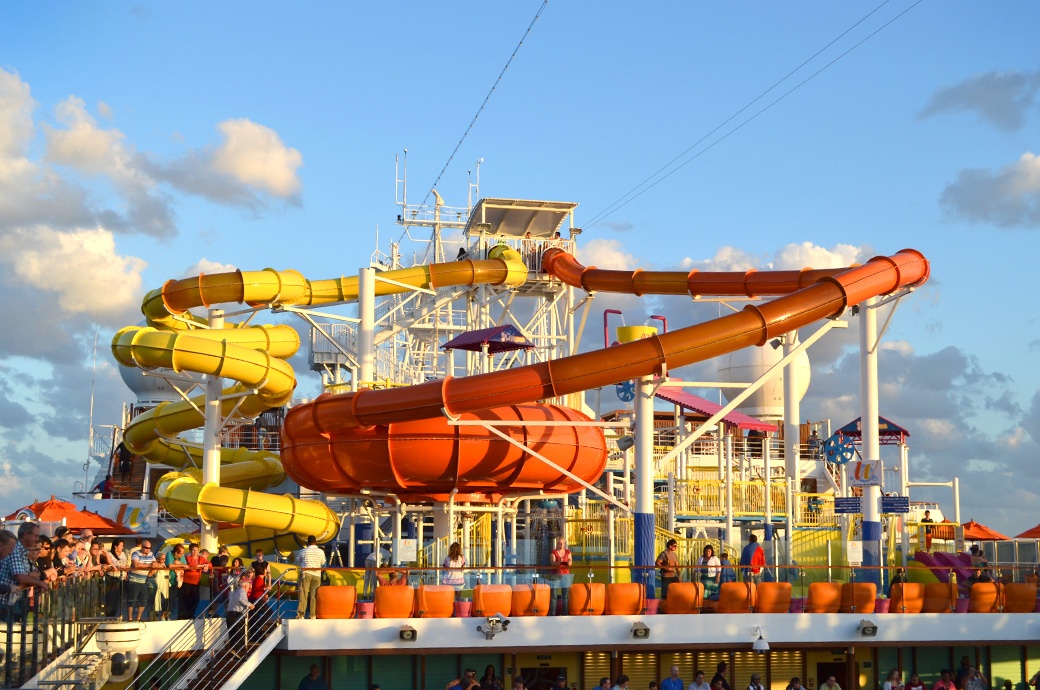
[655,387,775,432]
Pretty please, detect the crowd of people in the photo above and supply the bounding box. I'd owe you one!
[0,522,295,624]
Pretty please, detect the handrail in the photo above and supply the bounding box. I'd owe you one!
[129,572,238,690]
[168,568,292,690]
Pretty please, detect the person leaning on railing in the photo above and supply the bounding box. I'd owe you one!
[0,522,52,622]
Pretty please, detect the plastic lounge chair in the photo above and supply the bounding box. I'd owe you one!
[889,582,925,613]
[662,582,703,614]
[754,582,792,613]
[414,584,455,618]
[839,582,877,613]
[567,582,605,616]
[511,583,551,616]
[604,583,646,615]
[374,585,415,618]
[315,585,357,619]
[473,584,513,617]
[805,582,841,613]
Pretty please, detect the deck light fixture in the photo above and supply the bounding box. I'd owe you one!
[752,626,770,653]
[859,619,878,637]
[399,625,417,642]
[477,614,510,640]
[630,622,650,639]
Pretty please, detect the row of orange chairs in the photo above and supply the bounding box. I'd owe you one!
[888,582,1037,613]
[313,581,1040,619]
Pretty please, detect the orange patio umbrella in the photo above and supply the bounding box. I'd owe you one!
[4,495,135,535]
[961,519,1009,542]
[1014,524,1040,539]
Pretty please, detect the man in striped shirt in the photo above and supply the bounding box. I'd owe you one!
[129,541,158,621]
[295,536,326,619]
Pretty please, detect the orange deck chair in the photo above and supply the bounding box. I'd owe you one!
[473,584,513,617]
[922,581,956,613]
[663,582,703,614]
[414,584,456,618]
[568,582,606,616]
[805,582,842,613]
[1002,582,1038,613]
[374,584,415,618]
[889,582,925,613]
[315,585,357,619]
[717,582,756,613]
[511,584,551,616]
[604,583,646,615]
[967,582,1001,613]
[754,582,792,613]
[839,582,877,614]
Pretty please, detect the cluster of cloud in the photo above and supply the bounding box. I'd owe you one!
[920,69,1040,229]
[0,67,303,509]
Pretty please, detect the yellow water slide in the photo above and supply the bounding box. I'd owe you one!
[113,247,528,549]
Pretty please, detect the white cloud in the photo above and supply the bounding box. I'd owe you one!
[772,242,870,270]
[940,152,1040,228]
[919,69,1040,133]
[0,68,34,157]
[45,97,130,175]
[182,258,237,278]
[680,242,872,273]
[578,238,639,270]
[0,226,145,319]
[212,119,302,198]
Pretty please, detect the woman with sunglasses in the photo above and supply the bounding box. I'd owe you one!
[106,540,128,616]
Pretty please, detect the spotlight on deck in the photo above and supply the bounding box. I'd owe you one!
[859,619,878,637]
[477,614,510,640]
[399,625,417,642]
[630,622,650,639]
[616,436,635,451]
[752,626,769,653]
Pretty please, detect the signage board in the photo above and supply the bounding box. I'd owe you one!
[881,495,910,514]
[834,497,862,514]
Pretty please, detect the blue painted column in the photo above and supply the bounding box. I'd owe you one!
[634,373,656,595]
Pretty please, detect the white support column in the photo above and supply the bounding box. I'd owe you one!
[783,332,801,488]
[358,268,375,386]
[763,438,773,564]
[724,435,734,553]
[860,297,883,585]
[200,308,224,552]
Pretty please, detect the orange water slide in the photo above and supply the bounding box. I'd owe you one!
[279,248,929,499]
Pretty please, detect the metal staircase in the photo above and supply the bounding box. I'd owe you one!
[153,571,290,690]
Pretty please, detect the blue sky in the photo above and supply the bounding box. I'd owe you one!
[1,2,1039,537]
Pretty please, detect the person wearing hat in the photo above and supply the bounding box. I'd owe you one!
[554,675,568,689]
[747,674,765,690]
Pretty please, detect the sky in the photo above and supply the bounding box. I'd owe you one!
[1,1,1039,538]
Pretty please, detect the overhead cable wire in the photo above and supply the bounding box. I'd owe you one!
[585,0,925,229]
[418,0,549,211]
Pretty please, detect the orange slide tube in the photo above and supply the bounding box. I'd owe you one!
[279,249,929,498]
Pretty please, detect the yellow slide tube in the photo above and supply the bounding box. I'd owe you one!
[116,250,528,548]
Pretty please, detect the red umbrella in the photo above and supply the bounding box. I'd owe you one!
[1015,524,1040,539]
[961,519,1009,542]
[5,496,135,535]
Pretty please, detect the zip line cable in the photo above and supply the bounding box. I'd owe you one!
[585,0,925,229]
[417,0,549,212]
